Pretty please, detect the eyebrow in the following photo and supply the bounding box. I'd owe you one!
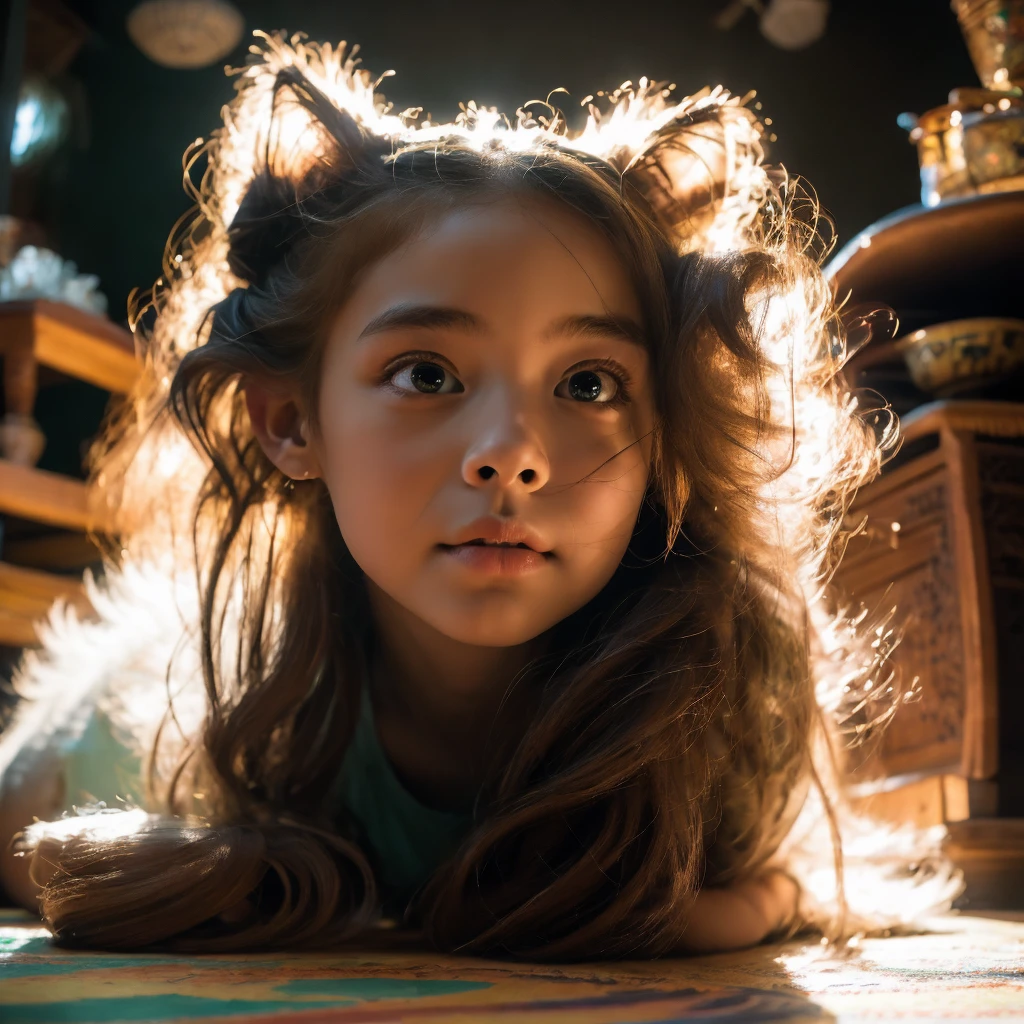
[356,303,646,347]
[357,304,480,339]
[548,313,646,348]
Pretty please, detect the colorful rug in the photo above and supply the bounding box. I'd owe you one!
[1,909,1022,1022]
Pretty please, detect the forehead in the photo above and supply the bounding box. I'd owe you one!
[335,195,643,331]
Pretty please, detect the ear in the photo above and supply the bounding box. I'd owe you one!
[243,377,322,481]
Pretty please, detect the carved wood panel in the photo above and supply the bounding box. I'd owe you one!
[838,466,965,775]
[977,441,1024,813]
[977,442,1024,586]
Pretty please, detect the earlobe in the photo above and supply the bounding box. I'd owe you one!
[243,379,322,481]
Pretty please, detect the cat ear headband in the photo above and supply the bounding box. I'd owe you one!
[194,31,781,289]
[137,28,804,375]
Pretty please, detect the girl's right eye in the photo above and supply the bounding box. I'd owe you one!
[389,361,464,395]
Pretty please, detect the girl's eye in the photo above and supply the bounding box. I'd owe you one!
[557,369,620,404]
[390,361,463,395]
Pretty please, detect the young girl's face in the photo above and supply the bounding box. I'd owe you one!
[312,195,655,647]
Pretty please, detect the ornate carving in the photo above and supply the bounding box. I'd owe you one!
[977,444,1024,490]
[903,480,950,524]
[978,444,1024,583]
[883,482,965,766]
[840,474,965,772]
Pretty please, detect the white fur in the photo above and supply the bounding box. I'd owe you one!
[0,559,207,806]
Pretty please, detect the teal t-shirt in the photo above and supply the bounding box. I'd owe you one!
[326,690,472,905]
[59,704,146,812]
[58,690,472,908]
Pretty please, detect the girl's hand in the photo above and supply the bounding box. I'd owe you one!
[676,869,800,954]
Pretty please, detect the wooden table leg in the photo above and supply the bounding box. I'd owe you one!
[3,345,37,417]
[1,345,45,465]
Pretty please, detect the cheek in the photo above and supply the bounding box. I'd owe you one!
[545,417,652,611]
[315,395,454,577]
[556,448,649,570]
[546,411,651,529]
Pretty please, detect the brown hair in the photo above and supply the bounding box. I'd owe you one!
[20,48,896,958]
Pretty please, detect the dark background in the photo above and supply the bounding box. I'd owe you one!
[26,0,977,329]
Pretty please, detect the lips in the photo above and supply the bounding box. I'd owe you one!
[443,517,553,555]
[438,517,553,574]
[460,538,535,549]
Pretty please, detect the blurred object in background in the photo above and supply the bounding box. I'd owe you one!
[952,0,1024,91]
[0,213,44,265]
[827,2,1024,911]
[714,0,829,50]
[1,0,88,214]
[0,413,44,467]
[901,88,1024,209]
[0,244,105,313]
[899,1,1024,208]
[126,0,244,69]
[759,0,829,50]
[9,72,67,169]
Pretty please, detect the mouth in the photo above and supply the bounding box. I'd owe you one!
[438,529,554,575]
[446,538,545,552]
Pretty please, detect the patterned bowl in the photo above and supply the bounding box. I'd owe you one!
[897,317,1024,395]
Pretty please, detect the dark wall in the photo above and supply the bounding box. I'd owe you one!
[41,0,976,327]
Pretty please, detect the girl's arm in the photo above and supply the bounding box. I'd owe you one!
[676,870,800,953]
[0,697,144,911]
[0,745,65,909]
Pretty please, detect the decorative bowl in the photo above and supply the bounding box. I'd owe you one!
[897,317,1024,395]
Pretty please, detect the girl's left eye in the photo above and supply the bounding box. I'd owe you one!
[555,369,622,404]
[390,361,464,395]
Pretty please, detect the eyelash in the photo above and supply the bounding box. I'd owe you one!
[378,352,634,405]
[378,350,457,394]
[563,358,634,407]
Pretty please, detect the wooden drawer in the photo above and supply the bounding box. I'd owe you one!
[836,401,1024,784]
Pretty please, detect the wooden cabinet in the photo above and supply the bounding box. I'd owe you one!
[827,193,1024,908]
[838,401,1024,782]
[838,405,1024,907]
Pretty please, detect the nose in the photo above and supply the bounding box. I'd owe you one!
[461,394,550,493]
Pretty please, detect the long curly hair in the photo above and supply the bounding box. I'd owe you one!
[13,32,934,958]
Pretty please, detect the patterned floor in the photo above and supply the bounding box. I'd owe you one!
[2,910,1022,1022]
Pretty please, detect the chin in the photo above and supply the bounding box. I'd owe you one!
[427,604,554,649]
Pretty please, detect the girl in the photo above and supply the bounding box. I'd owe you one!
[0,32,952,958]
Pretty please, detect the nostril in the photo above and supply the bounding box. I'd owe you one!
[478,466,497,481]
[519,469,535,484]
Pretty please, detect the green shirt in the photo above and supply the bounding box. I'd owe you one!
[327,690,472,906]
[58,691,472,909]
